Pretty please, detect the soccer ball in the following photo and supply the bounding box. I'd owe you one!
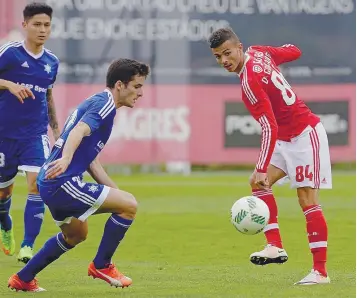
[230,196,270,235]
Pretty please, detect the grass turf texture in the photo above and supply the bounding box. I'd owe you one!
[0,173,355,297]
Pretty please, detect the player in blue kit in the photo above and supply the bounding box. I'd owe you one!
[8,58,150,292]
[0,2,60,262]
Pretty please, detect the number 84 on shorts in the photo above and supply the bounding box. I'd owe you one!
[271,123,332,189]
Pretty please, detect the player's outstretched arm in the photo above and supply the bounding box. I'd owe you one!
[265,44,302,66]
[46,89,60,140]
[87,158,119,189]
[0,79,35,103]
[46,121,90,179]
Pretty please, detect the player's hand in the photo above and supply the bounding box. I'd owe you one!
[45,157,71,179]
[255,172,269,190]
[7,82,35,104]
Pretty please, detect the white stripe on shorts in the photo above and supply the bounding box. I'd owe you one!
[65,181,97,204]
[309,128,320,188]
[61,182,95,206]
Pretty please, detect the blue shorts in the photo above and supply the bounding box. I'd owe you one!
[0,135,50,187]
[38,176,110,226]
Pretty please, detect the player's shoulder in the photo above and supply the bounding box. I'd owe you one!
[0,41,23,57]
[246,45,269,55]
[86,89,116,119]
[43,48,60,64]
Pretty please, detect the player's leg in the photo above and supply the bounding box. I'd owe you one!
[8,177,135,291]
[294,187,330,285]
[88,187,137,288]
[9,219,87,292]
[251,165,287,248]
[249,143,289,265]
[9,176,96,292]
[0,139,18,256]
[283,123,331,285]
[0,184,16,256]
[17,135,50,263]
[17,171,44,263]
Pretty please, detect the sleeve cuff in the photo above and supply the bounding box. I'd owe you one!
[255,168,267,174]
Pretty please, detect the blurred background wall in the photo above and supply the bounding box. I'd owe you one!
[1,0,355,173]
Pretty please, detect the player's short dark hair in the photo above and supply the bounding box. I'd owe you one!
[208,27,240,48]
[106,59,150,88]
[23,2,53,21]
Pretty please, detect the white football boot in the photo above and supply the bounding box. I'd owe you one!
[250,244,288,266]
[294,270,331,285]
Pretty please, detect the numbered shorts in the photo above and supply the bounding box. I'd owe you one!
[0,135,50,188]
[270,123,332,189]
[39,176,110,226]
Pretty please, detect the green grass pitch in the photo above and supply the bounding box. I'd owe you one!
[0,172,355,297]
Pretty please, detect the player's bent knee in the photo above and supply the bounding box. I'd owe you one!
[62,230,87,247]
[61,219,88,246]
[119,193,138,219]
[99,189,138,219]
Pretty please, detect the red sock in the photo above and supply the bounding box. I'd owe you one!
[303,205,328,276]
[252,189,283,248]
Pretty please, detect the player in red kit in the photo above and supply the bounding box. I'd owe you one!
[208,27,331,285]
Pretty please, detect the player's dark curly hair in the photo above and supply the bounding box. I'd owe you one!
[106,59,150,88]
[208,27,240,49]
[23,2,53,20]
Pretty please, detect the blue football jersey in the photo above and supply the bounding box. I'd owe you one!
[0,41,59,139]
[37,90,116,186]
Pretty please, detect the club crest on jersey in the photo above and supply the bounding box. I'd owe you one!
[44,64,51,74]
[253,65,263,73]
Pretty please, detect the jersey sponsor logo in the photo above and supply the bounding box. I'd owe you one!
[16,82,47,93]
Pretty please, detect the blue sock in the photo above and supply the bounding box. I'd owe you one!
[93,214,133,269]
[21,194,45,248]
[18,233,73,282]
[0,197,12,231]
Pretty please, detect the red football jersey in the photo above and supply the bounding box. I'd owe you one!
[238,44,320,173]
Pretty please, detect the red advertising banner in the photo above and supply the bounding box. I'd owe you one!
[53,84,355,164]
